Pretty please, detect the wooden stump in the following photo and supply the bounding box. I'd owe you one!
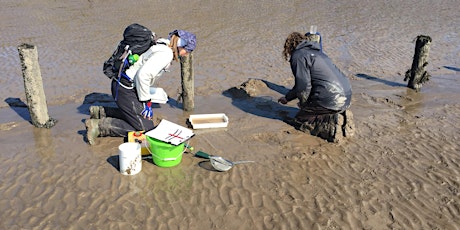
[17,43,57,128]
[180,52,194,111]
[404,35,432,91]
[305,32,322,52]
[308,34,321,44]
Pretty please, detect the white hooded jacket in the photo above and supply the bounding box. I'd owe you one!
[125,43,173,102]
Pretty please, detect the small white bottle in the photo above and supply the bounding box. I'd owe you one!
[310,25,317,35]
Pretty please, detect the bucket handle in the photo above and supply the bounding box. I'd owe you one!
[150,152,181,161]
[142,140,188,161]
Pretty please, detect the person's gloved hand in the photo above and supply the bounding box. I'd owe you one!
[141,100,153,120]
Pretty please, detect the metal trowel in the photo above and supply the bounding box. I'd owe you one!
[195,151,254,172]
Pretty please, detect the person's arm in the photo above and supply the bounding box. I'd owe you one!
[291,53,312,105]
[286,53,311,103]
[135,49,173,102]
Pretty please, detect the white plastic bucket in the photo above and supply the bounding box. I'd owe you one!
[119,142,142,175]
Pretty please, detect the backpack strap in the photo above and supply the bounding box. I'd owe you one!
[116,45,130,80]
[113,45,135,100]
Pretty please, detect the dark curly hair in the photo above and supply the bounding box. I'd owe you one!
[282,32,306,61]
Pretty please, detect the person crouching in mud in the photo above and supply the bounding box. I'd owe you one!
[278,32,352,142]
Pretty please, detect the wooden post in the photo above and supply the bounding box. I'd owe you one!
[180,52,194,111]
[404,35,432,91]
[17,43,57,128]
[309,34,321,44]
[307,25,321,47]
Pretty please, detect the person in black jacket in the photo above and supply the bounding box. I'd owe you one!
[278,32,352,140]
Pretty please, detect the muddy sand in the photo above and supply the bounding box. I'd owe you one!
[0,0,459,229]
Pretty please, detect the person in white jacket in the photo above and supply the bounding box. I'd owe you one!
[126,38,173,105]
[86,39,172,145]
[86,30,196,145]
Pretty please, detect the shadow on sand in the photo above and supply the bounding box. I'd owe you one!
[4,97,31,123]
[222,79,298,122]
[76,92,184,117]
[355,73,406,87]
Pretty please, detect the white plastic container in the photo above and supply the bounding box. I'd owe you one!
[150,87,168,104]
[119,142,142,175]
[189,113,229,129]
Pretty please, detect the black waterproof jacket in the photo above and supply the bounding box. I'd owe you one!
[285,41,352,112]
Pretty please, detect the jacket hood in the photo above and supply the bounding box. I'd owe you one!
[296,40,321,51]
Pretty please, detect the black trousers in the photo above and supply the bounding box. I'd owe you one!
[98,81,155,137]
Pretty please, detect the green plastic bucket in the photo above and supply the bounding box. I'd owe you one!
[146,136,184,167]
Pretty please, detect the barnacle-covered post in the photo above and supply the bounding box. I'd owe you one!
[17,43,57,128]
[404,35,432,91]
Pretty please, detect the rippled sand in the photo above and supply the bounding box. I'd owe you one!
[0,0,459,229]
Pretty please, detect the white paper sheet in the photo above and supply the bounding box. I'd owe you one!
[145,119,194,146]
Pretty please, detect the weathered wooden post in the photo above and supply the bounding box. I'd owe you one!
[307,25,321,46]
[404,35,432,91]
[17,43,57,128]
[180,52,194,111]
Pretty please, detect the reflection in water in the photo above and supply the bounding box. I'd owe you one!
[151,166,192,195]
[33,127,55,158]
[394,88,425,134]
[401,88,424,114]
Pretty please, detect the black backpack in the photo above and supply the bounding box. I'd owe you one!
[103,23,155,80]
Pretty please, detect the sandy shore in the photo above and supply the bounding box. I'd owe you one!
[1,0,459,229]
